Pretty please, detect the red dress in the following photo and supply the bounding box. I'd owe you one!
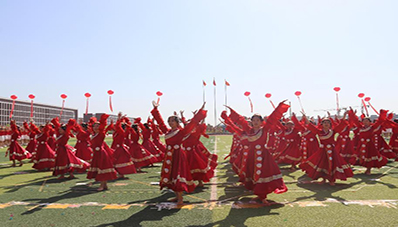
[52,119,89,176]
[48,128,56,151]
[32,125,56,170]
[151,106,207,193]
[138,119,164,163]
[349,109,388,168]
[300,121,353,182]
[336,121,357,165]
[274,126,302,165]
[373,125,395,159]
[74,125,93,163]
[23,122,37,157]
[8,121,32,161]
[182,124,216,182]
[127,126,158,168]
[111,119,136,175]
[388,122,398,160]
[87,114,118,181]
[221,103,289,199]
[151,123,167,153]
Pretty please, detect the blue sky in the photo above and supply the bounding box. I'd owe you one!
[1,0,397,124]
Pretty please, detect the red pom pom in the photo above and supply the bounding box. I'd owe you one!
[107,90,114,95]
[364,97,371,102]
[358,93,365,98]
[294,91,302,96]
[244,91,251,96]
[10,95,17,100]
[84,93,91,98]
[60,94,67,99]
[156,91,163,96]
[265,93,272,98]
[28,94,35,99]
[333,87,341,92]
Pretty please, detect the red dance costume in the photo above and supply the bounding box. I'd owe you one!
[138,118,164,163]
[74,124,93,163]
[387,121,398,160]
[87,114,118,181]
[111,118,136,175]
[51,118,89,176]
[349,110,388,168]
[8,121,32,161]
[23,122,38,158]
[150,122,167,153]
[32,124,56,170]
[273,122,302,165]
[127,124,158,168]
[221,102,289,200]
[335,120,357,165]
[151,106,207,193]
[48,127,56,151]
[183,123,216,182]
[291,116,319,162]
[300,120,353,183]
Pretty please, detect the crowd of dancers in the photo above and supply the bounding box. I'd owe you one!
[3,100,398,205]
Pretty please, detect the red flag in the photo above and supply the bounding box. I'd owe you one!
[213,78,216,86]
[225,80,230,86]
[203,80,207,86]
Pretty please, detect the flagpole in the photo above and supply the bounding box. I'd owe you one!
[224,81,227,110]
[214,78,217,128]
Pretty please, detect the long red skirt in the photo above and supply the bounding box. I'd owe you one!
[113,145,137,175]
[9,141,31,161]
[32,143,55,170]
[87,147,118,181]
[53,145,89,176]
[300,147,353,182]
[128,143,158,168]
[142,140,164,163]
[186,146,214,182]
[240,149,287,199]
[75,141,93,163]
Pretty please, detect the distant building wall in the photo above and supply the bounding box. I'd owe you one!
[0,97,78,126]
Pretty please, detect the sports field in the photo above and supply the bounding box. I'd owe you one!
[0,135,397,227]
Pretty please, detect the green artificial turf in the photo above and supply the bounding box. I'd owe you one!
[0,135,397,227]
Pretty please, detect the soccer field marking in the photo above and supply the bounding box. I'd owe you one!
[1,199,397,210]
[38,179,47,192]
[375,162,398,179]
[210,136,218,200]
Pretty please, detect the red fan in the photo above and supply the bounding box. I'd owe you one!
[333,87,341,92]
[60,94,67,118]
[364,97,371,102]
[265,93,275,109]
[358,93,365,98]
[243,92,253,112]
[9,95,17,118]
[156,91,163,104]
[28,94,35,118]
[294,91,305,114]
[107,90,114,112]
[84,93,91,114]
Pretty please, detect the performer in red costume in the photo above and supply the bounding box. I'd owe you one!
[300,112,353,185]
[387,119,398,160]
[111,114,137,178]
[221,101,289,204]
[348,109,389,175]
[32,123,56,170]
[151,101,207,205]
[6,120,32,167]
[87,114,118,191]
[137,118,164,163]
[183,121,216,187]
[23,121,38,162]
[273,119,302,170]
[51,118,89,179]
[150,120,167,153]
[47,125,56,151]
[73,121,93,163]
[291,114,319,163]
